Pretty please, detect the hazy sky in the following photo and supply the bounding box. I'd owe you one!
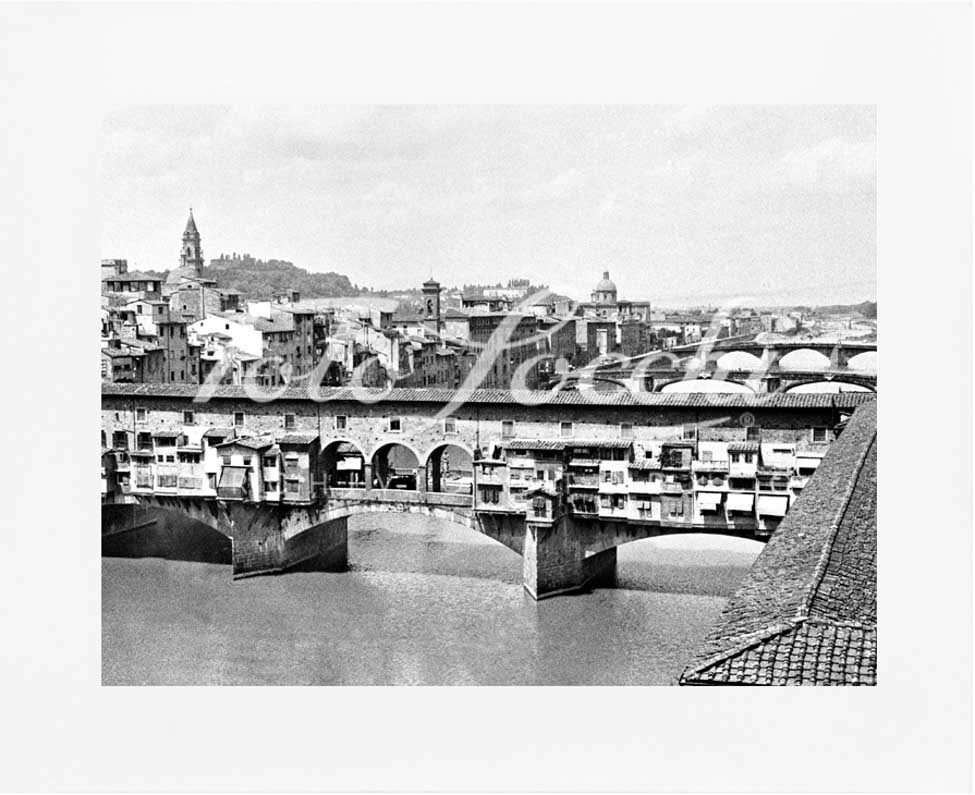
[101,105,875,307]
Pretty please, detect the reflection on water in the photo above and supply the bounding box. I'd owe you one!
[102,514,761,686]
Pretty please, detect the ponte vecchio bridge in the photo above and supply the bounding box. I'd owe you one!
[102,382,875,599]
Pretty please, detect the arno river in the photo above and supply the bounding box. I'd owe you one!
[102,515,761,686]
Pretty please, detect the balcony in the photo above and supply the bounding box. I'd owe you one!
[598,478,629,494]
[476,470,506,487]
[692,459,729,473]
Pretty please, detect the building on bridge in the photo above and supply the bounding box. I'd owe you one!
[102,382,873,536]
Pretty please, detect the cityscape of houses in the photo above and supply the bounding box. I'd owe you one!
[103,211,872,391]
[101,210,877,539]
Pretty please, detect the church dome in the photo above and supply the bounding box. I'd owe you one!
[594,270,617,294]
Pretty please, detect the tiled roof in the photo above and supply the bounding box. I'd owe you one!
[102,271,161,283]
[202,427,234,438]
[566,439,634,449]
[727,441,760,452]
[216,435,275,450]
[503,439,567,451]
[679,401,877,686]
[278,431,320,445]
[101,382,876,411]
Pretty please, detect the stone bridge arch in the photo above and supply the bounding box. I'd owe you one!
[778,348,832,371]
[369,440,424,490]
[657,377,755,394]
[320,438,368,489]
[783,378,876,393]
[423,440,475,495]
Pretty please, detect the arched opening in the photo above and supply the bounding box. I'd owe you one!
[102,504,232,565]
[785,380,874,393]
[659,378,755,394]
[346,513,523,586]
[371,442,421,491]
[425,443,474,494]
[716,350,764,371]
[321,439,367,490]
[778,348,831,371]
[846,351,877,373]
[614,533,763,597]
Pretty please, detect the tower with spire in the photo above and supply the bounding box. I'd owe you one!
[179,208,204,276]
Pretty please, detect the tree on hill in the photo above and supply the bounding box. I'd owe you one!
[203,254,362,298]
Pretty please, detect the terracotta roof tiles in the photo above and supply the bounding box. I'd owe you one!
[679,401,877,686]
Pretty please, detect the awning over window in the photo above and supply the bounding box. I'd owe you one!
[726,493,754,512]
[757,495,790,517]
[696,491,723,510]
[218,466,248,497]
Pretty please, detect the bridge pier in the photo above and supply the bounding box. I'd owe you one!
[232,516,348,579]
[522,514,618,600]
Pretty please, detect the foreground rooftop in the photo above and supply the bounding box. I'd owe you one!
[679,400,877,686]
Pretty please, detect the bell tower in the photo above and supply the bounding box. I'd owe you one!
[422,277,442,337]
[180,208,204,275]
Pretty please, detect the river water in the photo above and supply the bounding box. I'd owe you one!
[102,515,761,685]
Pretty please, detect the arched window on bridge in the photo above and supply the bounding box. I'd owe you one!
[321,440,367,490]
[372,443,421,491]
[426,443,473,495]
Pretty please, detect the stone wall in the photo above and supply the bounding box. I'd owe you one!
[102,390,843,467]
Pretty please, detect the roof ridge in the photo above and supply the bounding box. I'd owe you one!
[679,621,802,680]
[796,433,876,623]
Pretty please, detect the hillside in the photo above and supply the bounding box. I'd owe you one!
[204,254,363,298]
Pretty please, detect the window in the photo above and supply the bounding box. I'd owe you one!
[620,423,633,439]
[221,455,231,466]
[501,420,515,439]
[266,481,278,492]
[284,414,296,429]
[443,417,457,434]
[701,450,713,462]
[263,456,277,468]
[387,417,402,432]
[234,412,244,427]
[560,421,573,438]
[101,430,106,447]
[137,432,151,449]
[285,479,300,493]
[207,473,217,490]
[242,456,252,466]
[112,431,128,449]
[135,407,147,422]
[730,452,740,463]
[811,427,828,443]
[335,415,347,430]
[746,426,761,441]
[183,410,195,424]
[682,425,697,441]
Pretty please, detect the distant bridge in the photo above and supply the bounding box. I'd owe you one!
[566,338,877,394]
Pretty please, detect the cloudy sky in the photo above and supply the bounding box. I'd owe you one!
[101,105,875,307]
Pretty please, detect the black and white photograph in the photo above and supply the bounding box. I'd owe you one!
[1,2,971,792]
[99,104,878,687]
